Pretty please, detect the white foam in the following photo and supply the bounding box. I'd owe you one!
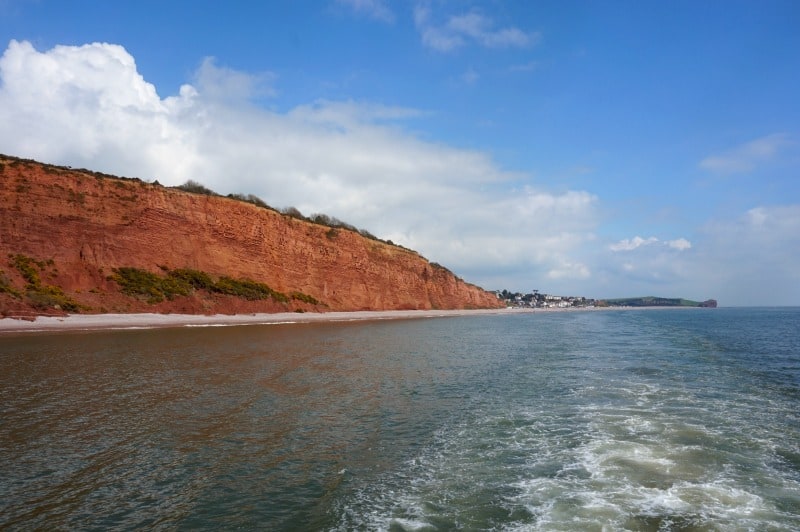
[387,517,437,531]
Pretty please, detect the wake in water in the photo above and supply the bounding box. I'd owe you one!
[1,308,798,530]
[332,309,800,530]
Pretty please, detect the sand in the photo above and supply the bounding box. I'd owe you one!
[0,305,683,334]
[0,308,524,334]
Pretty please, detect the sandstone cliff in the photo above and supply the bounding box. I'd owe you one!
[0,155,503,316]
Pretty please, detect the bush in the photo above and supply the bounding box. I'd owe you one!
[9,254,44,288]
[290,291,320,305]
[0,270,19,297]
[213,276,288,302]
[111,267,190,303]
[109,266,311,307]
[7,255,84,311]
[168,268,215,290]
[228,193,271,210]
[282,206,305,219]
[27,285,81,312]
[176,180,218,196]
[310,213,332,225]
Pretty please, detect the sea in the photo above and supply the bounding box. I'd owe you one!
[1,307,798,531]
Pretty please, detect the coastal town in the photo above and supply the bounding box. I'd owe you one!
[494,290,718,309]
[494,289,594,309]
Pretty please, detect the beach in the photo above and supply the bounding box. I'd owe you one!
[0,305,700,334]
[0,308,522,333]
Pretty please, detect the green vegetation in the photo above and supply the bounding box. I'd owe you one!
[212,276,286,302]
[6,254,83,311]
[26,284,82,312]
[109,266,320,306]
[176,179,219,196]
[602,296,703,307]
[10,254,44,287]
[290,291,320,305]
[111,267,192,303]
[0,269,19,297]
[227,192,271,209]
[168,268,215,290]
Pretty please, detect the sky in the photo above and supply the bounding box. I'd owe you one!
[0,1,798,306]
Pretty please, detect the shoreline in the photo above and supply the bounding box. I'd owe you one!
[0,308,512,334]
[0,306,699,334]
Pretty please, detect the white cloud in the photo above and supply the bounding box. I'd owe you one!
[336,0,394,22]
[667,238,692,251]
[690,205,800,304]
[610,236,691,252]
[194,57,276,101]
[547,261,590,280]
[413,5,539,52]
[597,206,800,305]
[699,133,792,174]
[0,40,596,292]
[610,236,659,251]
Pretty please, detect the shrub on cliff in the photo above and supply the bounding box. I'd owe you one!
[7,254,83,311]
[0,270,19,297]
[228,193,272,210]
[109,266,321,307]
[111,267,190,303]
[27,285,82,312]
[168,268,215,290]
[9,254,44,288]
[213,276,288,302]
[282,206,306,220]
[176,180,218,196]
[290,291,320,305]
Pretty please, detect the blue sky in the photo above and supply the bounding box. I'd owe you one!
[1,1,798,305]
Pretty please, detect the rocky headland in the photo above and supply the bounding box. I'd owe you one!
[0,154,503,318]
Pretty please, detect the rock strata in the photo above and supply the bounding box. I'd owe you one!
[0,155,503,316]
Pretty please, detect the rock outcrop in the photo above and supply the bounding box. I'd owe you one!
[0,155,503,315]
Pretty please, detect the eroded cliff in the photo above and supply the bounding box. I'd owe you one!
[0,155,503,316]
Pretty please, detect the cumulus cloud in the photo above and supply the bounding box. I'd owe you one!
[194,57,277,101]
[413,5,539,52]
[699,133,792,174]
[0,40,596,291]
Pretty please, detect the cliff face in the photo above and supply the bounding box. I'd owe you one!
[0,155,503,315]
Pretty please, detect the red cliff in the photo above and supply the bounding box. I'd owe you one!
[0,155,503,316]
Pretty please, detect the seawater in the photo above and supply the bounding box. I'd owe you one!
[1,308,798,530]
